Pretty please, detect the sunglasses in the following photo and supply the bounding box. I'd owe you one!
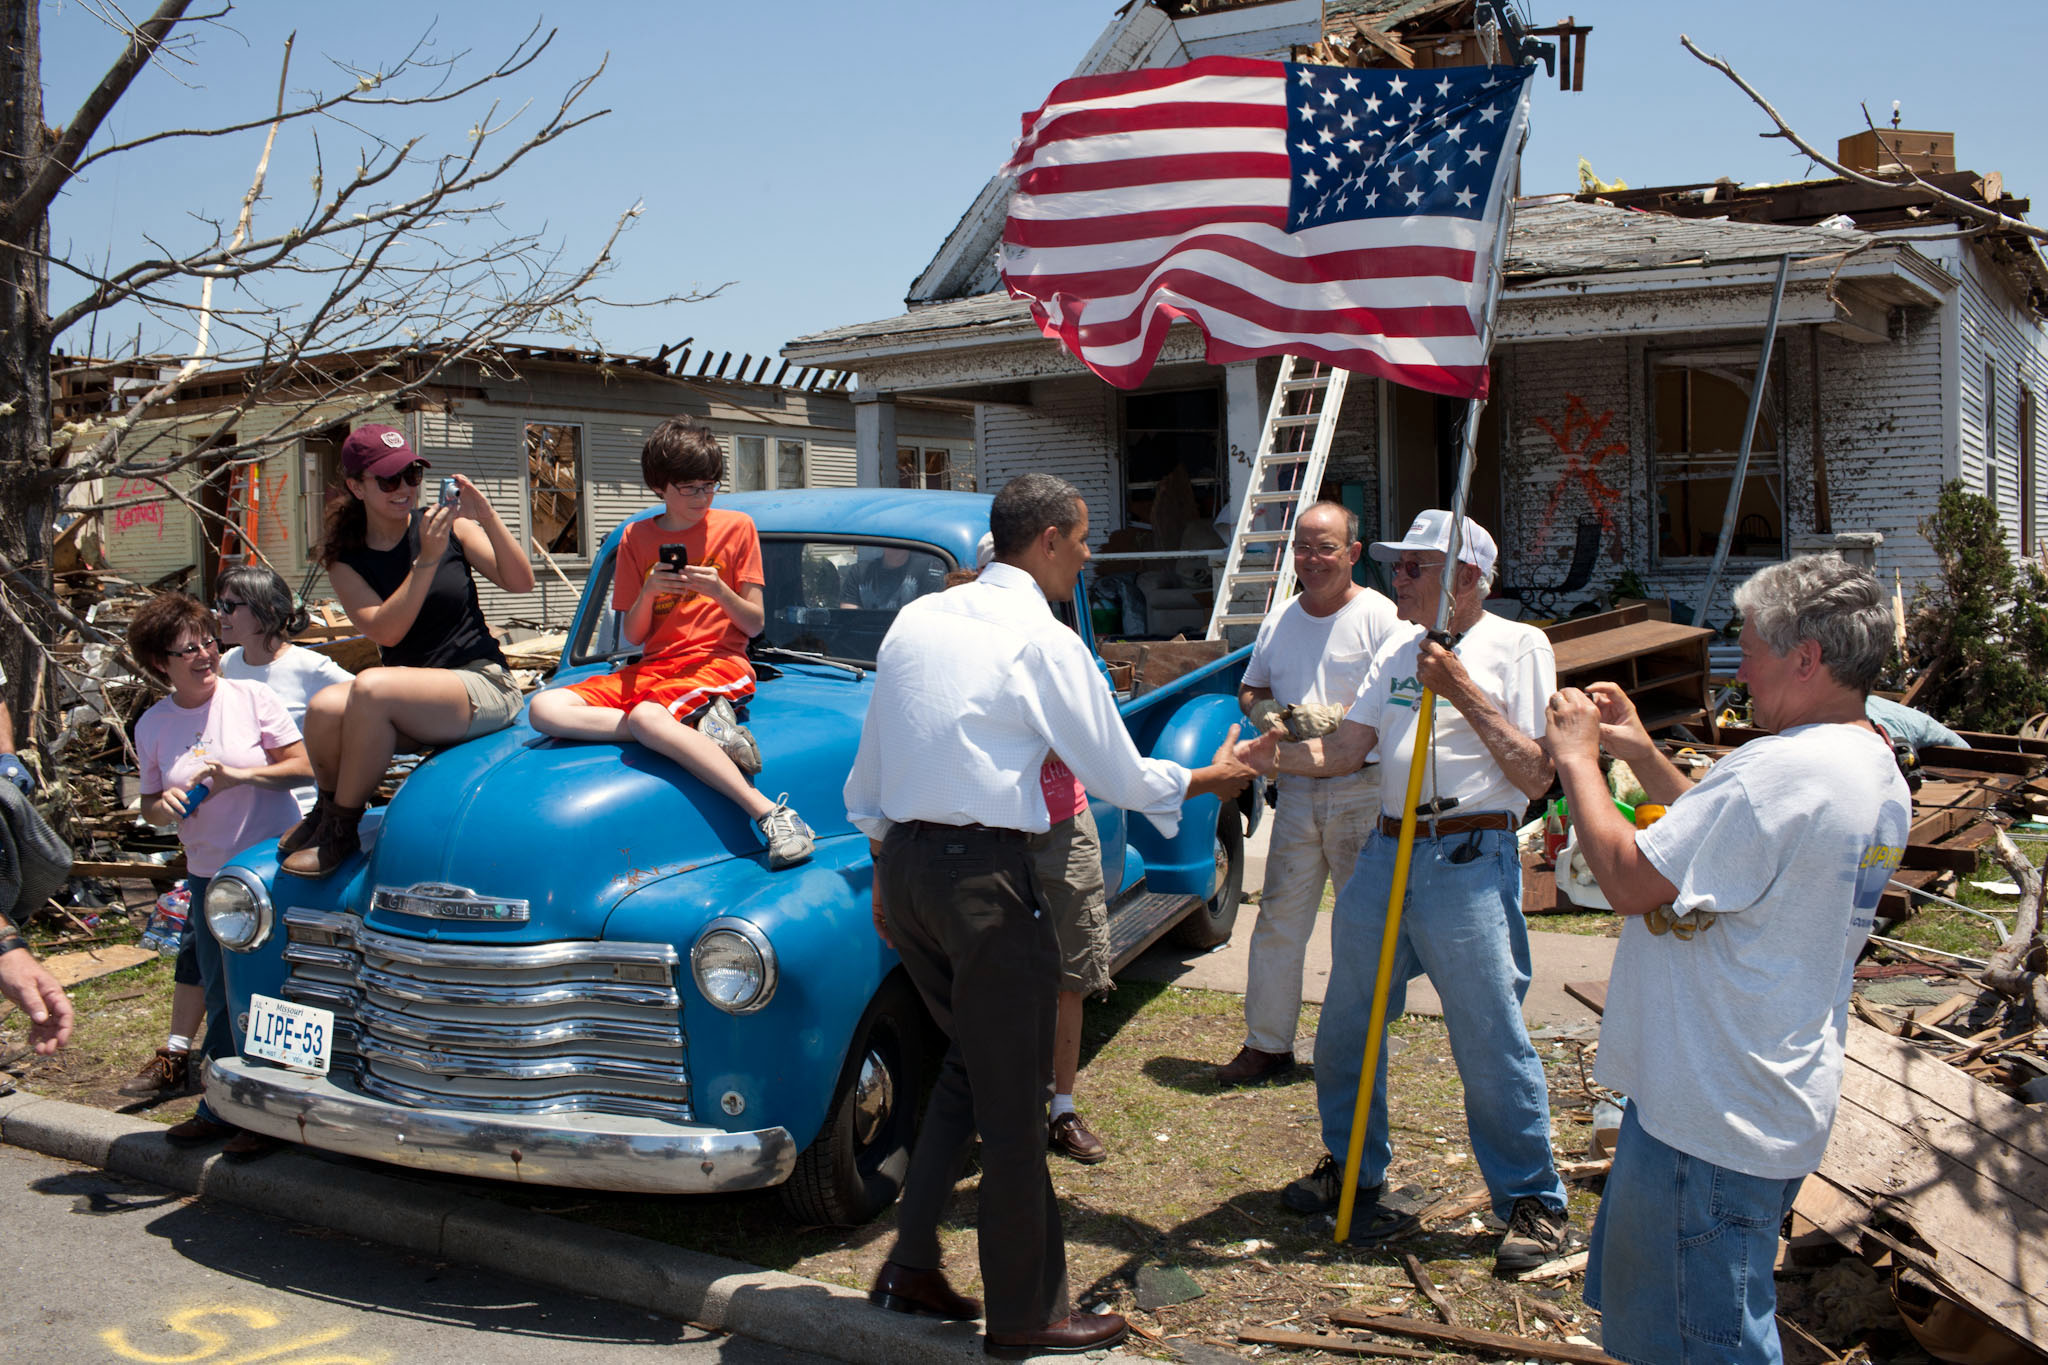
[366,462,427,493]
[165,636,220,659]
[1393,559,1448,580]
[215,598,247,615]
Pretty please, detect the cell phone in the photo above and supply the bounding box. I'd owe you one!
[438,477,462,509]
[659,544,690,571]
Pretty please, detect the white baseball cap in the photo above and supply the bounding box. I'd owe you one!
[1368,509,1498,579]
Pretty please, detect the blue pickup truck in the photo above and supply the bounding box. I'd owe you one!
[201,489,1255,1224]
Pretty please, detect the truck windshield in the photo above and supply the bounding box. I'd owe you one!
[570,535,956,668]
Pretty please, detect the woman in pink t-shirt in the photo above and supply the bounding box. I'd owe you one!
[128,592,309,1153]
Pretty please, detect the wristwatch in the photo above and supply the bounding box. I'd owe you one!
[0,934,29,957]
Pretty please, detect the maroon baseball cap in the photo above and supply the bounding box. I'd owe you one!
[340,424,428,480]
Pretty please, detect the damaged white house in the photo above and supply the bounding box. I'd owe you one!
[781,0,2048,625]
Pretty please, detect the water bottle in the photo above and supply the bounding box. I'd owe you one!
[140,885,192,958]
[181,783,209,816]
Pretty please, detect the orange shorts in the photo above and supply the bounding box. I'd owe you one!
[562,654,755,719]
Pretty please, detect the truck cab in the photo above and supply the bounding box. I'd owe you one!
[202,489,1255,1224]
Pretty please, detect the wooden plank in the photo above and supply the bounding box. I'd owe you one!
[67,859,185,885]
[1549,620,1716,674]
[1541,602,1648,644]
[1238,1327,1432,1360]
[1917,745,2044,776]
[1563,979,1608,1015]
[1899,843,1982,874]
[1327,1312,1623,1365]
[0,945,156,1021]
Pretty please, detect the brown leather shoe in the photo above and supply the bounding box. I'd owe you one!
[1048,1110,1108,1165]
[163,1115,237,1146]
[117,1047,193,1099]
[221,1128,278,1160]
[868,1260,981,1321]
[984,1312,1129,1358]
[280,804,362,879]
[1216,1045,1295,1087]
[275,791,330,856]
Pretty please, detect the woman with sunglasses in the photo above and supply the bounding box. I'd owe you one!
[128,591,311,1153]
[215,565,353,816]
[280,424,533,877]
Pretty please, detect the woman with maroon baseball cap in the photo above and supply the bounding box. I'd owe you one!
[279,423,534,877]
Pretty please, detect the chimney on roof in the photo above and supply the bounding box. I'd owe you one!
[1839,127,1955,179]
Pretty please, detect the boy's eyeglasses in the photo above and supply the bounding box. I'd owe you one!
[671,481,718,499]
[164,637,220,659]
[371,462,427,493]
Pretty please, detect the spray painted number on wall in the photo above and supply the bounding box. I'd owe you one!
[99,1303,389,1364]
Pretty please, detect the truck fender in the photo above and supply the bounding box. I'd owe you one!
[1130,691,1248,897]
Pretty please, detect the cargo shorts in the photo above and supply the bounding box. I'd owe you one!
[1032,804,1112,996]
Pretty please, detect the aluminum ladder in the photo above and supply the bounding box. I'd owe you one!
[1205,356,1350,645]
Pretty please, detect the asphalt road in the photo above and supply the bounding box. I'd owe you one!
[0,1144,832,1365]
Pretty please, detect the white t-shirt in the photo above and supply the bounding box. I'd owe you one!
[221,644,353,813]
[1598,723,1910,1179]
[1242,588,1407,711]
[1346,612,1552,819]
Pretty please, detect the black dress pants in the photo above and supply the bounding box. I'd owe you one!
[880,821,1068,1336]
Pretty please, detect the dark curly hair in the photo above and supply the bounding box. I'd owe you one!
[127,592,217,684]
[641,417,724,490]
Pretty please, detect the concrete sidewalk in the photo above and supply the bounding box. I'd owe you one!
[1126,805,1616,1030]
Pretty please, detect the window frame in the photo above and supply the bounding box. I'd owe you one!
[1647,346,1788,566]
[523,420,590,566]
[895,441,974,491]
[1119,384,1225,529]
[731,432,809,492]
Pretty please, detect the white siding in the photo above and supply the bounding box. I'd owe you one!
[978,377,1120,545]
[1814,308,1950,591]
[1952,241,2048,554]
[807,434,858,487]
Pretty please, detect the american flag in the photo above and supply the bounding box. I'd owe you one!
[999,57,1533,397]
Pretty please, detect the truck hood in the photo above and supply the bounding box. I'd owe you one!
[361,664,872,941]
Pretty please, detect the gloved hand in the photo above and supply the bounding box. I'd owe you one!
[1280,702,1347,741]
[1245,698,1288,737]
[0,754,31,794]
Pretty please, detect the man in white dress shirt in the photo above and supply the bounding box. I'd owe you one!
[1218,502,1404,1087]
[845,473,1270,1359]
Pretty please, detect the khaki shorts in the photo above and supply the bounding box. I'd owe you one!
[457,660,523,739]
[1033,804,1112,996]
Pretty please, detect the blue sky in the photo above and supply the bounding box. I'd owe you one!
[41,1,2047,369]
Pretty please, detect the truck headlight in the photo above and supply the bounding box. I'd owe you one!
[692,917,777,1014]
[205,870,274,952]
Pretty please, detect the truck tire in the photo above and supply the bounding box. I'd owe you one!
[1169,803,1244,949]
[779,974,932,1227]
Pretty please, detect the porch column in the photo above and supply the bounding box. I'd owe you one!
[1217,360,1262,532]
[852,387,897,489]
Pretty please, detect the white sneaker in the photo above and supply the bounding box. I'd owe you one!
[698,697,762,775]
[756,793,814,870]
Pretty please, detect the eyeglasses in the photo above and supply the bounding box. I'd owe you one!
[670,481,718,499]
[1393,558,1447,580]
[164,637,220,659]
[215,598,247,615]
[370,462,427,493]
[1292,541,1347,559]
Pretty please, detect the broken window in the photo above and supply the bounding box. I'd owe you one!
[526,422,584,558]
[897,444,972,491]
[1123,387,1223,535]
[733,435,806,491]
[1651,352,1783,562]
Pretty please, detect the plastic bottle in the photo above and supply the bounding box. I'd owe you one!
[140,885,192,958]
[181,783,209,815]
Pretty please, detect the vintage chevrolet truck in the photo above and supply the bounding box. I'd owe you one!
[201,488,1255,1224]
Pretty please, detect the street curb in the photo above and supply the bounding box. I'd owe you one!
[0,1090,1102,1364]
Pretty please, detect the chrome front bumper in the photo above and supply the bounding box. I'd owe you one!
[206,1057,796,1194]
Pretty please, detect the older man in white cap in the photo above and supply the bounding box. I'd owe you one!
[1255,509,1569,1276]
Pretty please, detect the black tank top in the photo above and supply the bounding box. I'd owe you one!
[337,509,506,670]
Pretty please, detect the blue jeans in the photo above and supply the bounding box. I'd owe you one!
[1316,827,1564,1221]
[184,875,233,1124]
[1586,1104,1803,1365]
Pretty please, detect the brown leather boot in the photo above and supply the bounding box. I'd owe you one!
[280,802,363,879]
[276,790,331,856]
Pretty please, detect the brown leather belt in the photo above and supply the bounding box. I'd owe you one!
[1377,811,1516,839]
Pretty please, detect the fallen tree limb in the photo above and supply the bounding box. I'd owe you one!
[1237,1326,1432,1359]
[1328,1311,1622,1365]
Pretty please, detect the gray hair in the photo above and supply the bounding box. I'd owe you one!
[216,564,307,646]
[989,472,1084,556]
[1731,553,1892,693]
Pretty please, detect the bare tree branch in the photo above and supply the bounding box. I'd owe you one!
[1679,33,2047,244]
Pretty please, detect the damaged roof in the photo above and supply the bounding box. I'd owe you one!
[788,199,1875,359]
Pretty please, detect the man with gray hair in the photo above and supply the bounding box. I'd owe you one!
[1544,553,1909,1365]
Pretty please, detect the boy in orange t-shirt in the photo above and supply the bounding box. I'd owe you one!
[528,418,813,868]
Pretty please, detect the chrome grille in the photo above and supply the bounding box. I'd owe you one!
[280,908,691,1120]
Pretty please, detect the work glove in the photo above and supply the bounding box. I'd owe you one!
[1279,702,1346,740]
[0,754,31,794]
[1246,698,1288,737]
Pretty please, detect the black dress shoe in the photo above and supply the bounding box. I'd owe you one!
[868,1260,981,1321]
[985,1312,1129,1358]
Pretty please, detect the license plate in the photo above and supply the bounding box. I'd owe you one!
[244,993,334,1075]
